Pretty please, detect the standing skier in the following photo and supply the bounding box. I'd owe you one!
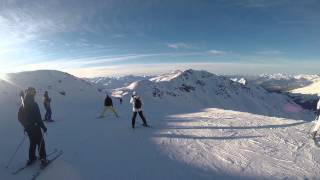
[18,87,48,167]
[43,91,53,122]
[119,97,123,105]
[311,96,320,139]
[130,92,149,129]
[98,94,119,118]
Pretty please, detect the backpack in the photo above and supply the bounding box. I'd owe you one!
[134,97,142,109]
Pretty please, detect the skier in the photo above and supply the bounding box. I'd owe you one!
[130,91,149,128]
[98,94,119,118]
[311,96,320,139]
[18,87,48,167]
[43,91,53,122]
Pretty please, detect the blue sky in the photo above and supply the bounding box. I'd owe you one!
[0,0,319,77]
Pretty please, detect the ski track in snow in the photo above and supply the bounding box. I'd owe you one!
[1,70,319,180]
[3,105,319,179]
[153,108,320,180]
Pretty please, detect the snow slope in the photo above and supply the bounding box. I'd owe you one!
[291,77,320,95]
[0,70,318,180]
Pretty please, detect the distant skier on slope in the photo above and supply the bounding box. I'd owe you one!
[18,87,48,167]
[130,91,149,128]
[43,91,53,122]
[311,96,320,139]
[98,94,119,118]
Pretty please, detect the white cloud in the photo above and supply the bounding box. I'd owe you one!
[65,61,320,78]
[167,43,190,49]
[9,52,202,73]
[207,50,229,55]
[256,50,284,55]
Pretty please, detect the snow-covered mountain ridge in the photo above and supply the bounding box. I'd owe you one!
[113,69,311,120]
[86,75,153,91]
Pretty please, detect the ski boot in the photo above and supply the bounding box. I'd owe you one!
[26,158,37,166]
[40,159,50,169]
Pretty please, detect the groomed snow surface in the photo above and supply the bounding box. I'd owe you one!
[0,70,319,180]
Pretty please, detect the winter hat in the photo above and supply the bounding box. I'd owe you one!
[132,91,137,96]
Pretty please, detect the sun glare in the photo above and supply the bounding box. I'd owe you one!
[0,73,11,84]
[0,73,6,80]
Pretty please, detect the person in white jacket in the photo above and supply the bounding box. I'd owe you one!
[130,92,149,129]
[311,96,320,139]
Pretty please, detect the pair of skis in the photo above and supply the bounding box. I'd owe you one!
[12,148,63,180]
[30,150,63,180]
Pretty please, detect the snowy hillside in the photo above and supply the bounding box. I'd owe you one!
[113,69,310,120]
[291,77,320,95]
[86,75,152,91]
[230,74,320,111]
[0,70,319,180]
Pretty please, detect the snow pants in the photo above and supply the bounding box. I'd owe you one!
[100,106,119,118]
[44,106,52,121]
[132,111,147,128]
[26,125,46,161]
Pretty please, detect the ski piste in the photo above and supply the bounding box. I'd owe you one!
[141,123,152,128]
[30,150,63,180]
[11,149,58,175]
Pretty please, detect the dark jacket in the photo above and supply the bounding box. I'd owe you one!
[43,94,51,109]
[18,95,46,131]
[104,96,113,107]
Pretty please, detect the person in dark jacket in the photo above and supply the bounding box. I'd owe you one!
[43,91,53,122]
[98,95,119,118]
[18,87,48,166]
[129,91,149,128]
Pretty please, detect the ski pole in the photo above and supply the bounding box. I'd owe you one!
[38,133,45,155]
[5,135,26,168]
[38,131,48,158]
